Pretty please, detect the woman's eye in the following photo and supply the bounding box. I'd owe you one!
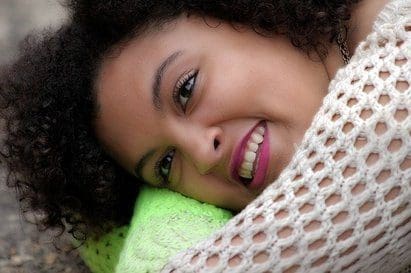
[174,70,198,112]
[157,149,175,182]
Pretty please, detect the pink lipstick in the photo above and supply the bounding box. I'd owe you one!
[231,121,270,191]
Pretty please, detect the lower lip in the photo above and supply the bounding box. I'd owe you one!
[248,122,270,190]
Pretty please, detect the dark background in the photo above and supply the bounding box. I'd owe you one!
[0,1,89,272]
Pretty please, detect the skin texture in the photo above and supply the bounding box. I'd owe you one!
[94,15,336,211]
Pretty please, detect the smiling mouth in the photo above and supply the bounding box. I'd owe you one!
[238,125,265,181]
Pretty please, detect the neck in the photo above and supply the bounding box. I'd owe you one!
[322,0,390,80]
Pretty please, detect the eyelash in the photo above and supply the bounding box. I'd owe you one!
[172,69,198,112]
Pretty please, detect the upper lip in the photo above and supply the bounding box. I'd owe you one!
[229,121,263,184]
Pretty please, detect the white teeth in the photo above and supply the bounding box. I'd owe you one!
[256,126,265,134]
[243,173,252,179]
[238,124,266,180]
[248,142,258,152]
[239,169,252,179]
[241,162,253,171]
[245,151,256,162]
[251,132,263,144]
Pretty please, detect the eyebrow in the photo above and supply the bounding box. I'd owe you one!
[152,50,183,110]
[134,149,155,181]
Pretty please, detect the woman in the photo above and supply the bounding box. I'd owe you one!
[159,1,411,272]
[1,0,410,272]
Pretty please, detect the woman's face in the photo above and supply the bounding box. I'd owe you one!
[94,15,330,211]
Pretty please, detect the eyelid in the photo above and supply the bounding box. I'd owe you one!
[174,69,196,90]
[172,69,198,112]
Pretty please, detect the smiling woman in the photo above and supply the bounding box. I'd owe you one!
[0,0,359,239]
[0,0,410,272]
[94,15,330,211]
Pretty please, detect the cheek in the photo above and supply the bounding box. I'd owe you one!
[265,61,328,122]
[193,73,258,123]
[173,166,251,210]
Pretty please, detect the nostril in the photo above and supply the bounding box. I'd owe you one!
[214,139,220,150]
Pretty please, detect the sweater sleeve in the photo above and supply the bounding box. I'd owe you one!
[160,2,411,272]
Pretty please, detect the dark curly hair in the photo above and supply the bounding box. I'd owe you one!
[0,0,360,241]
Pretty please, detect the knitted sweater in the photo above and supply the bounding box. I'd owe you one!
[162,0,411,272]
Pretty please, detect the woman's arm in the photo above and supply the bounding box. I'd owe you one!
[161,4,411,272]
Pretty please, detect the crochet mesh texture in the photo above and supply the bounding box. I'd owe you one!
[162,2,411,273]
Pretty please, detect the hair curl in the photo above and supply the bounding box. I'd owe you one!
[0,0,359,241]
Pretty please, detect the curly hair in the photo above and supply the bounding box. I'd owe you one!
[0,0,360,241]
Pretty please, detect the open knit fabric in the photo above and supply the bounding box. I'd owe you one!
[161,1,411,272]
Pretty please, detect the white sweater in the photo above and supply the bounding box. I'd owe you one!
[162,0,411,272]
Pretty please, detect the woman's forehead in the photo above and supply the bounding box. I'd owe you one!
[98,14,232,74]
[95,15,227,125]
[95,19,184,104]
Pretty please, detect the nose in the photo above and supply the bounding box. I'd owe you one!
[179,125,223,175]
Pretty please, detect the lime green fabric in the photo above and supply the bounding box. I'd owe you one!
[115,186,232,273]
[79,225,129,273]
[79,186,232,273]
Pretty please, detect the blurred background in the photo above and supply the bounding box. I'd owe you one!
[0,1,89,272]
